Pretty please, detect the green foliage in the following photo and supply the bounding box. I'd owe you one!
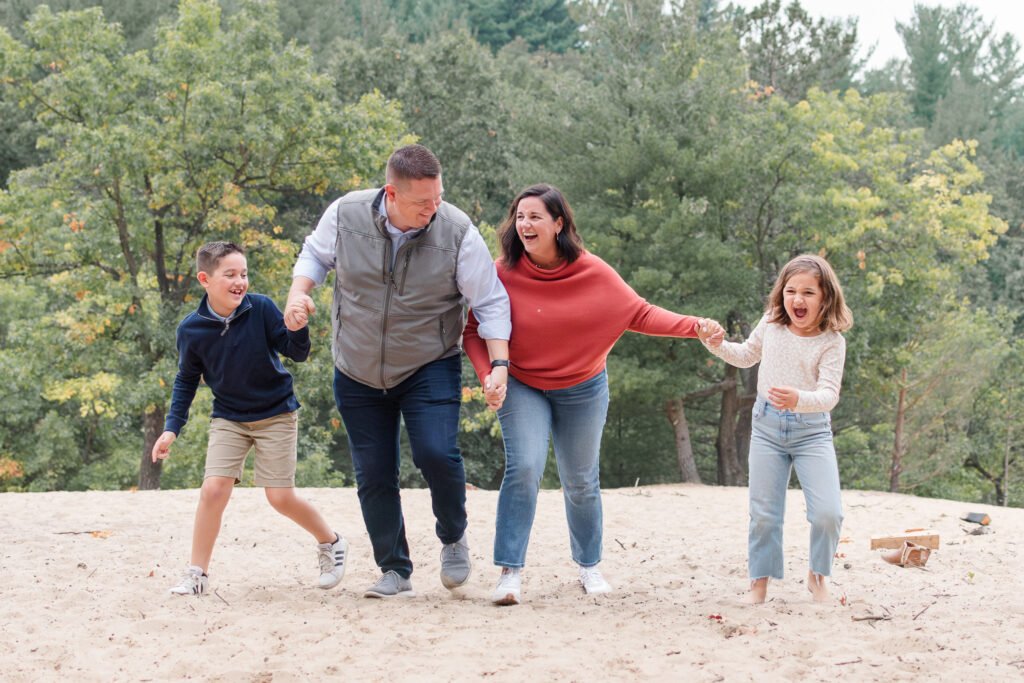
[0,0,1019,506]
[467,0,579,53]
[0,0,407,489]
[732,0,862,101]
[329,29,514,225]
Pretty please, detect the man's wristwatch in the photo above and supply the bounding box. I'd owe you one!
[490,359,510,369]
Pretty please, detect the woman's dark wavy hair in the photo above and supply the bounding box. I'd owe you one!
[498,184,584,268]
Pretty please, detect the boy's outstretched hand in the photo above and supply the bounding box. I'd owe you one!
[696,318,726,347]
[151,431,177,462]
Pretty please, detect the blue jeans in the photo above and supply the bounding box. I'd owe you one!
[333,356,466,578]
[493,371,610,568]
[748,395,843,579]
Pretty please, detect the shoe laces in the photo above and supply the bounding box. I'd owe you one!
[497,569,520,589]
[580,566,606,586]
[317,547,334,573]
[174,568,202,589]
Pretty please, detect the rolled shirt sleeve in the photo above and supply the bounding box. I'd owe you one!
[292,198,341,285]
[456,229,510,341]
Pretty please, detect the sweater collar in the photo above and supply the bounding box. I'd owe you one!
[197,294,252,323]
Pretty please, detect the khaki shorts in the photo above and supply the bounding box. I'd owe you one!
[205,411,298,487]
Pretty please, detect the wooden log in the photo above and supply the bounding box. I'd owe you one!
[870,530,939,550]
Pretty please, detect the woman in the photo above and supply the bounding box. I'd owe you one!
[464,184,713,605]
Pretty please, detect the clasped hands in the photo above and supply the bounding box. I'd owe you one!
[284,293,315,332]
[694,317,797,411]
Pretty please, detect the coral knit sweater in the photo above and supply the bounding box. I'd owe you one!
[464,251,701,390]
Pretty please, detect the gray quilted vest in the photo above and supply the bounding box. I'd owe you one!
[331,188,469,389]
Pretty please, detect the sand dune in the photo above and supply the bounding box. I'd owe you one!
[1,484,1021,681]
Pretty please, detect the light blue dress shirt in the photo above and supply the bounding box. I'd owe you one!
[293,193,511,341]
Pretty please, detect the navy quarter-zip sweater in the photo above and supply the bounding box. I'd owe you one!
[164,293,311,435]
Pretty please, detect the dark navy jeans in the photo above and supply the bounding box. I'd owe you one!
[333,355,467,578]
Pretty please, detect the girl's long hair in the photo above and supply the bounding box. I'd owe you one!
[767,254,853,333]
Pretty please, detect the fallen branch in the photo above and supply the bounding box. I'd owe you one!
[852,615,891,622]
[913,603,935,621]
[615,538,627,550]
[213,589,230,606]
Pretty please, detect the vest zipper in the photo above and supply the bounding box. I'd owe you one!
[380,240,395,392]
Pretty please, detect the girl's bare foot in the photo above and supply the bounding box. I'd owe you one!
[807,570,830,603]
[742,577,768,604]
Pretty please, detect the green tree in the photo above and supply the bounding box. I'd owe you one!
[0,0,407,490]
[467,0,579,53]
[965,340,1024,506]
[329,29,516,225]
[731,0,862,101]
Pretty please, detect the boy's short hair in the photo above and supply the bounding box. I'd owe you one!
[196,242,245,275]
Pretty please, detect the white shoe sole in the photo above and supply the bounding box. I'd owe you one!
[363,589,415,599]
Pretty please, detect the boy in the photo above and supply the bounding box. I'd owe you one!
[152,241,347,595]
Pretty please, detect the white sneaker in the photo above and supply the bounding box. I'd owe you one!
[491,568,521,605]
[169,566,208,596]
[316,533,348,589]
[579,565,612,595]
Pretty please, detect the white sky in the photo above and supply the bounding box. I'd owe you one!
[727,0,1024,70]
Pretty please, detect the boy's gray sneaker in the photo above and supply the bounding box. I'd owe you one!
[316,533,348,589]
[169,566,208,596]
[363,570,414,599]
[440,532,471,589]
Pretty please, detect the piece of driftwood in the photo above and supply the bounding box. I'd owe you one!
[870,530,939,550]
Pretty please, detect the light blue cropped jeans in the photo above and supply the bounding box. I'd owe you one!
[492,371,610,569]
[748,395,843,580]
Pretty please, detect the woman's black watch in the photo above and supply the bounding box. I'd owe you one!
[490,359,510,369]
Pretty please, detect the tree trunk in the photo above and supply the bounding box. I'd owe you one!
[889,369,908,493]
[665,398,701,483]
[716,366,744,485]
[1002,413,1011,507]
[138,407,164,490]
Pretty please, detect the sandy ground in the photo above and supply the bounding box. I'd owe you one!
[0,483,1022,681]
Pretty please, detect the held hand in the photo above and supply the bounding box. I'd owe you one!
[284,294,315,331]
[767,386,799,411]
[151,431,177,462]
[483,367,508,411]
[697,318,726,348]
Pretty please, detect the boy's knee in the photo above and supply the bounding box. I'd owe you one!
[199,478,233,508]
[264,486,296,509]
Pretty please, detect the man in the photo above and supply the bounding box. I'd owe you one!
[284,145,510,598]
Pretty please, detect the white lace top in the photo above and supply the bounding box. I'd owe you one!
[703,316,846,412]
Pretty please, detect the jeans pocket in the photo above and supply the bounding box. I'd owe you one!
[800,413,831,429]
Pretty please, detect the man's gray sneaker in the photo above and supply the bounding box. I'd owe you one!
[440,532,471,590]
[363,570,414,599]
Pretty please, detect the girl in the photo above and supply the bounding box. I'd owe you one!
[701,254,853,604]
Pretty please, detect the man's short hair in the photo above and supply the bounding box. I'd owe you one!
[385,144,442,185]
[197,241,245,274]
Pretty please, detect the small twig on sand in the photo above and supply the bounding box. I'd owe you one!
[615,538,626,550]
[913,603,935,620]
[835,658,863,666]
[852,615,891,622]
[213,589,230,606]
